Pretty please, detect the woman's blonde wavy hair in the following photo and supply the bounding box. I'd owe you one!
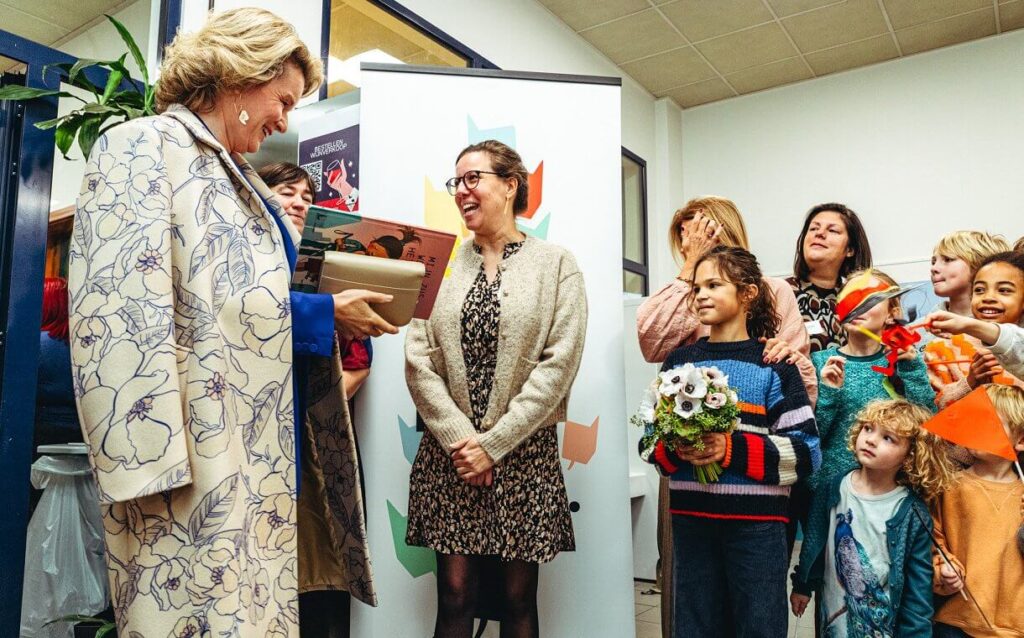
[669,196,750,265]
[846,399,956,502]
[156,7,324,113]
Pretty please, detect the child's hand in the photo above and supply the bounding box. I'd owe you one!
[675,433,727,465]
[820,355,846,389]
[936,563,964,596]
[760,336,799,365]
[896,345,919,362]
[967,349,1003,388]
[926,310,971,339]
[790,592,811,617]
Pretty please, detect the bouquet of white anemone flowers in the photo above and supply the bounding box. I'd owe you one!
[632,363,741,483]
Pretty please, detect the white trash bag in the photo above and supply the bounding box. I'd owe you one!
[20,455,108,638]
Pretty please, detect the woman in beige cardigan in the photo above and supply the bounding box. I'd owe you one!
[405,140,586,637]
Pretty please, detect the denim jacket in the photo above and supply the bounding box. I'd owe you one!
[792,470,934,637]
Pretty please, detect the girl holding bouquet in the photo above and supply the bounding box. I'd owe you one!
[639,246,821,638]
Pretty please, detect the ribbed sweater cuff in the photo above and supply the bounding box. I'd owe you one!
[430,419,479,451]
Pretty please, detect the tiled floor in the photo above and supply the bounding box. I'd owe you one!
[633,544,816,638]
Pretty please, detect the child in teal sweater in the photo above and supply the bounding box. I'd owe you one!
[810,269,936,492]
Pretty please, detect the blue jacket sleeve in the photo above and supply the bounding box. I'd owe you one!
[898,507,936,637]
[291,291,334,357]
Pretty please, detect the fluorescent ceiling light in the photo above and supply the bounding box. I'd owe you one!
[328,49,404,86]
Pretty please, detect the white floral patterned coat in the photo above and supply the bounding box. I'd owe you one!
[68,105,375,638]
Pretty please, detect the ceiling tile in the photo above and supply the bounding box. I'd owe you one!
[782,0,889,52]
[663,77,735,107]
[766,0,846,18]
[0,3,65,43]
[1000,1,1024,31]
[695,22,800,74]
[804,34,898,75]
[882,0,991,30]
[896,8,997,55]
[580,9,687,64]
[725,56,813,94]
[538,0,650,32]
[6,0,123,34]
[659,0,774,42]
[622,47,717,93]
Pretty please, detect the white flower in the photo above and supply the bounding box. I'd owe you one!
[637,383,659,423]
[705,392,727,409]
[728,390,739,404]
[674,394,703,418]
[659,364,693,396]
[680,366,708,400]
[711,375,730,389]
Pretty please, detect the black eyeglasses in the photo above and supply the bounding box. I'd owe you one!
[445,170,505,196]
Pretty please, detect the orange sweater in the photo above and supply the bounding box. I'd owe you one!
[931,472,1024,637]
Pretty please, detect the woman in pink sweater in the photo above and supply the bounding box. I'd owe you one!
[636,197,818,637]
[637,196,817,402]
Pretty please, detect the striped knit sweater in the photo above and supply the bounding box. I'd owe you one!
[641,338,821,522]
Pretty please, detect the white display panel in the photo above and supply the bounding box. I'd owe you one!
[347,65,633,637]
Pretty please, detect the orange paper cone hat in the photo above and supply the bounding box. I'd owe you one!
[922,387,1017,461]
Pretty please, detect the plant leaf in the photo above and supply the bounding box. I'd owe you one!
[42,615,107,627]
[0,86,65,101]
[35,116,65,130]
[77,116,102,160]
[55,116,84,159]
[41,61,105,95]
[96,624,118,638]
[107,14,148,86]
[102,61,125,104]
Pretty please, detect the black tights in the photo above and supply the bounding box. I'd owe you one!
[434,553,539,638]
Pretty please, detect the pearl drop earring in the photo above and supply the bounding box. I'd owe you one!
[238,109,250,125]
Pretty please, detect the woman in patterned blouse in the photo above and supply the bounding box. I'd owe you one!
[787,203,873,353]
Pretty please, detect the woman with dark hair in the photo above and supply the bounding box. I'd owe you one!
[405,139,586,637]
[788,203,873,353]
[258,161,315,234]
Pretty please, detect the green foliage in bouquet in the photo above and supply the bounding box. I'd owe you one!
[632,365,742,483]
[0,14,156,160]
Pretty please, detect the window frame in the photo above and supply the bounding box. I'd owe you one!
[621,146,649,296]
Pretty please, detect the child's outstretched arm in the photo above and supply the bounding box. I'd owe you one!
[725,363,821,486]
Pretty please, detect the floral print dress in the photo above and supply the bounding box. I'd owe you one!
[405,241,575,562]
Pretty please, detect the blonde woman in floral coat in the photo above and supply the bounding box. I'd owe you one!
[67,9,394,637]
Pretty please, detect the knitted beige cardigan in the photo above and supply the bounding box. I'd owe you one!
[405,236,587,462]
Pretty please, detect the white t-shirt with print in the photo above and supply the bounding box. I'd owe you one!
[821,473,908,638]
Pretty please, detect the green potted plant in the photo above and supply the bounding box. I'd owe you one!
[0,14,157,160]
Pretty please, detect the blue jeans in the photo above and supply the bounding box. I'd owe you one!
[671,515,788,638]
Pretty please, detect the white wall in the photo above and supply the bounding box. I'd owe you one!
[680,29,1024,284]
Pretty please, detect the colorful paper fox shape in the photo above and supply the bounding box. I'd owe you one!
[922,387,1017,461]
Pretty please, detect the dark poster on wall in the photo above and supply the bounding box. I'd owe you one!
[299,124,360,212]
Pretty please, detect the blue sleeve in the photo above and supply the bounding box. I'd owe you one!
[291,291,334,357]
[898,508,936,637]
